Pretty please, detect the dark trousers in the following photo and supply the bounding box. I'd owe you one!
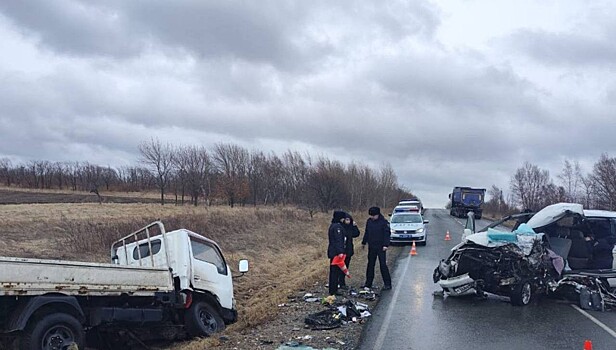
[338,255,352,287]
[365,247,391,287]
[329,258,341,295]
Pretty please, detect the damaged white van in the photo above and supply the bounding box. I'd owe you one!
[433,203,616,310]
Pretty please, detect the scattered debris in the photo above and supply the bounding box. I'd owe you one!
[321,295,336,305]
[305,310,342,330]
[303,293,320,303]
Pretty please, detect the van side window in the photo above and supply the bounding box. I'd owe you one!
[132,239,162,260]
[191,240,227,275]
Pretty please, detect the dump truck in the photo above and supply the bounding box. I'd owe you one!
[449,187,486,219]
[0,221,247,349]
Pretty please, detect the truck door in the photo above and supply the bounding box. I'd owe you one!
[189,239,234,310]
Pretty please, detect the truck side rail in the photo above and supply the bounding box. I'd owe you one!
[111,221,172,269]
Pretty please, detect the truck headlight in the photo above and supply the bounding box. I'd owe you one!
[416,228,424,233]
[390,228,396,234]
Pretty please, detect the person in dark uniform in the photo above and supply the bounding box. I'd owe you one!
[339,213,361,289]
[361,207,392,290]
[328,210,346,296]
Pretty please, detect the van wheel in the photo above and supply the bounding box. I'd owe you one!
[185,302,225,337]
[20,313,84,350]
[510,280,533,306]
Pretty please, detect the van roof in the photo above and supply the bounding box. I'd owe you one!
[584,210,616,218]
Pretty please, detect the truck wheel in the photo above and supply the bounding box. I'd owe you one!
[20,313,84,350]
[185,301,225,337]
[510,280,533,306]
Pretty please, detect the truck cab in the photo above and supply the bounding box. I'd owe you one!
[114,223,239,324]
[449,187,486,219]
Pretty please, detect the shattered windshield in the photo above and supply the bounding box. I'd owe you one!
[391,214,423,224]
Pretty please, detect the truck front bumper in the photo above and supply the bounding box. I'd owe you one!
[221,307,238,324]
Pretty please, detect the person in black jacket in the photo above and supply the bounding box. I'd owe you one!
[338,213,361,289]
[361,206,392,290]
[328,210,347,296]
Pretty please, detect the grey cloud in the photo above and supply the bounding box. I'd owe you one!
[0,0,441,70]
[0,0,144,57]
[506,29,616,67]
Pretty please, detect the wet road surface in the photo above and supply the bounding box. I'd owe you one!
[358,209,616,350]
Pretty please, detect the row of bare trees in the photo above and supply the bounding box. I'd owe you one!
[0,139,413,211]
[485,154,616,215]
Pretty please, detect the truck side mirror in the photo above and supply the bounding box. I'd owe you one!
[239,260,249,273]
[423,220,430,224]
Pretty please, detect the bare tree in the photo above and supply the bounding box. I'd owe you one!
[378,163,398,209]
[180,146,213,206]
[306,157,349,212]
[213,143,249,207]
[139,138,175,205]
[510,162,552,211]
[558,159,583,202]
[0,158,12,187]
[247,150,267,206]
[591,154,616,210]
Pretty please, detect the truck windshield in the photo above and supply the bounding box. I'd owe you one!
[391,214,423,224]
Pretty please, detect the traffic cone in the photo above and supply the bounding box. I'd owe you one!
[410,241,417,256]
[584,340,592,350]
[445,231,451,241]
[331,255,351,278]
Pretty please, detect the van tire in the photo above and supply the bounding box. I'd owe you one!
[20,313,84,350]
[185,301,225,337]
[510,280,533,306]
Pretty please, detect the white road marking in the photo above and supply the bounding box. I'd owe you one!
[571,304,616,339]
[373,251,412,349]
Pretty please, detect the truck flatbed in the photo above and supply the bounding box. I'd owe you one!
[0,256,174,297]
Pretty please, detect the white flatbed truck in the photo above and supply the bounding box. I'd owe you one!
[0,221,248,350]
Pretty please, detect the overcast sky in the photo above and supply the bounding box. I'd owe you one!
[1,0,615,207]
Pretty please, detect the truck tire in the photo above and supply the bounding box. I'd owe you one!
[185,301,225,337]
[20,313,85,350]
[510,280,533,306]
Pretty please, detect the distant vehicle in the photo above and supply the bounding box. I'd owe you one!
[449,187,486,219]
[389,211,429,246]
[398,198,424,214]
[0,221,248,348]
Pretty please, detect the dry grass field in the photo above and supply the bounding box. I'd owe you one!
[0,194,400,349]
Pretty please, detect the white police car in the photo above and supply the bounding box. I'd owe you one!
[389,212,429,245]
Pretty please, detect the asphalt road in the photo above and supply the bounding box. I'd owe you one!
[358,208,616,350]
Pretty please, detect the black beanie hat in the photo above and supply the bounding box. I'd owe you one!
[368,207,380,216]
[332,210,346,223]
